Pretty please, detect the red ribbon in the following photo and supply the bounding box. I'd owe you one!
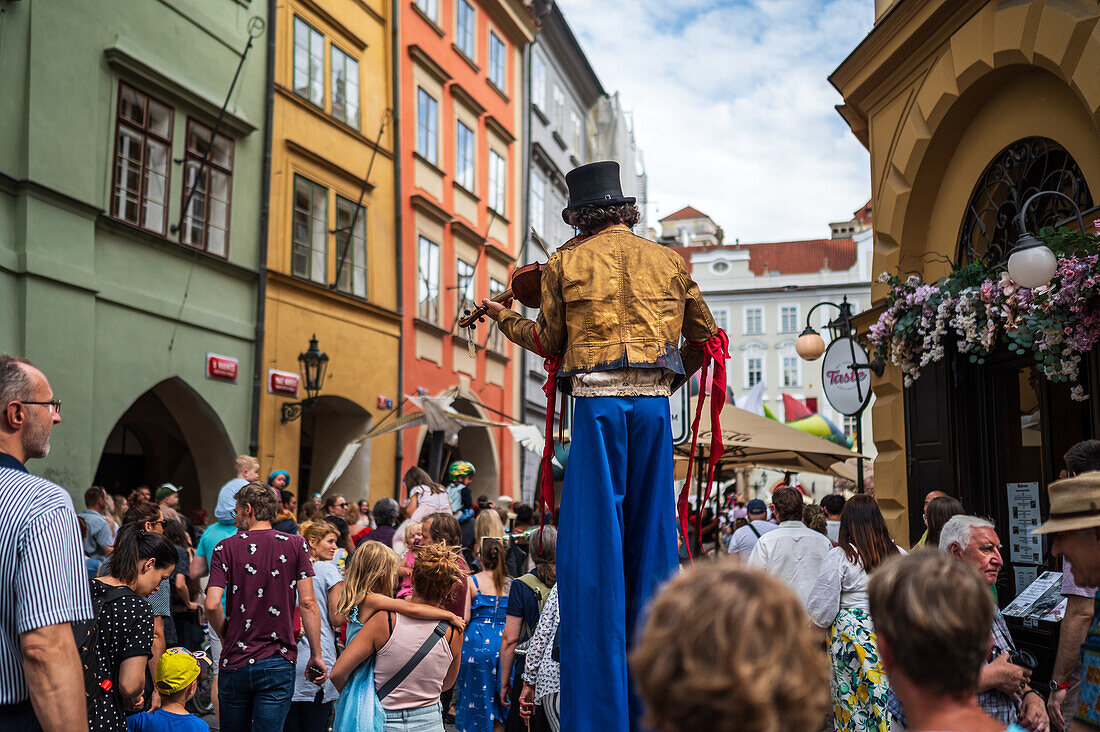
[677,329,730,563]
[538,353,562,522]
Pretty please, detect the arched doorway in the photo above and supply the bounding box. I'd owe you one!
[94,377,235,515]
[298,395,373,503]
[414,397,500,498]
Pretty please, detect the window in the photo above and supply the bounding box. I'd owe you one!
[335,196,367,298]
[805,396,819,413]
[843,415,859,442]
[488,150,505,213]
[488,31,505,90]
[455,120,475,190]
[744,307,763,335]
[111,84,173,234]
[529,171,545,237]
[417,87,438,164]
[292,175,328,283]
[552,84,565,127]
[711,260,730,275]
[569,110,581,152]
[782,355,800,388]
[416,0,438,22]
[456,258,476,316]
[746,357,763,388]
[293,17,324,106]
[531,53,546,111]
[712,308,729,332]
[780,305,799,334]
[180,120,233,256]
[417,236,440,322]
[489,277,506,350]
[455,0,475,59]
[331,47,359,128]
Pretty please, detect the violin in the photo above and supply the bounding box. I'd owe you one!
[458,261,544,329]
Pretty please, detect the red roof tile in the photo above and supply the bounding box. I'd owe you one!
[740,238,856,276]
[659,205,709,222]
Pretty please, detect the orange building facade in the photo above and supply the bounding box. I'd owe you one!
[398,0,536,498]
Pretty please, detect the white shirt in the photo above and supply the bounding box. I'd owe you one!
[807,545,908,628]
[727,519,778,560]
[746,520,833,608]
[826,519,840,544]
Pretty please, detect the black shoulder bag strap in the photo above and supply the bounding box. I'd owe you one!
[747,521,761,539]
[376,620,449,701]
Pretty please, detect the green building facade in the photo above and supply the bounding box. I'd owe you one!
[0,0,269,511]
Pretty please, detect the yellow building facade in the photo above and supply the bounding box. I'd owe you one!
[832,0,1100,545]
[258,0,400,505]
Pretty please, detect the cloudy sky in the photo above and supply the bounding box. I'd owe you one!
[555,0,874,242]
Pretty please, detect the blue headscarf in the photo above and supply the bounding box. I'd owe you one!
[268,470,291,488]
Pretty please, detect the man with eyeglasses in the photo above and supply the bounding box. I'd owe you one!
[0,354,92,731]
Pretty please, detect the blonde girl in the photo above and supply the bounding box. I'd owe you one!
[287,521,344,731]
[337,540,465,631]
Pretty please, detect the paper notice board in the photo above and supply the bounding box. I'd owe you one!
[1008,482,1043,565]
[1002,571,1066,623]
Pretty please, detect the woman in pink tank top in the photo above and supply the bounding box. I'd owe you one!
[332,544,465,731]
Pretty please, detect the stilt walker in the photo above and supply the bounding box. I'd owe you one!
[479,162,726,731]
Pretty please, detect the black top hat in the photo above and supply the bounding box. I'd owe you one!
[563,161,636,219]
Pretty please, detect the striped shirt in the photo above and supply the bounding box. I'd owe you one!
[0,457,93,703]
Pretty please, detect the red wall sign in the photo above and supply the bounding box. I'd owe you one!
[206,353,239,382]
[268,369,300,397]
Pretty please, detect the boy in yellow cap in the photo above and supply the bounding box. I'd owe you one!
[126,647,211,731]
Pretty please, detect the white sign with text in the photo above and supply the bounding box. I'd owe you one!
[821,337,872,416]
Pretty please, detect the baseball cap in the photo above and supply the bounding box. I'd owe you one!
[746,499,767,514]
[155,647,211,695]
[155,483,182,502]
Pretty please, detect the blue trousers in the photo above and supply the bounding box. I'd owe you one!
[558,396,677,732]
[218,654,296,731]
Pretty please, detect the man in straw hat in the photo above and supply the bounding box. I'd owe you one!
[480,161,724,731]
[1035,441,1100,731]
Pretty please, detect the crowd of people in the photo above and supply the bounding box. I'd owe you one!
[3,348,1100,732]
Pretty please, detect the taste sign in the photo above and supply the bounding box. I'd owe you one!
[821,337,872,416]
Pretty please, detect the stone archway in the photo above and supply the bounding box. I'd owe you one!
[450,397,501,499]
[94,377,235,515]
[298,395,373,504]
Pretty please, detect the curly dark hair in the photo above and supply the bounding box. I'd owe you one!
[563,203,641,236]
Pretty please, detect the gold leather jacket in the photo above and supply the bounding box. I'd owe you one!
[497,224,717,389]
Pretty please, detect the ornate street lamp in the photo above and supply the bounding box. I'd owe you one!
[796,296,884,494]
[1007,190,1085,289]
[281,335,329,423]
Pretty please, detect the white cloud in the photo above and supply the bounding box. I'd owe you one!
[555,0,874,241]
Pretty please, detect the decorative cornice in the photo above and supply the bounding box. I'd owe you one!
[450,82,486,117]
[409,44,452,85]
[284,139,378,189]
[410,193,452,225]
[104,45,258,136]
[485,113,515,144]
[296,0,370,51]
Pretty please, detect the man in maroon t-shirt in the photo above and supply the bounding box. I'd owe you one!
[205,482,326,730]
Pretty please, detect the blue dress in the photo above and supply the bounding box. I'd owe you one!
[332,606,386,732]
[456,576,509,732]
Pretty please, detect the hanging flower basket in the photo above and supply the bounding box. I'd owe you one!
[869,225,1100,400]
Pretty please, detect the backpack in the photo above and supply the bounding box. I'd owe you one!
[514,573,552,657]
[72,582,134,711]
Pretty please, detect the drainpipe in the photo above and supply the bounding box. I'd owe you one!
[518,39,533,503]
[249,0,277,457]
[392,0,404,500]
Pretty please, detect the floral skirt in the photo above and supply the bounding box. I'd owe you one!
[828,608,890,732]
